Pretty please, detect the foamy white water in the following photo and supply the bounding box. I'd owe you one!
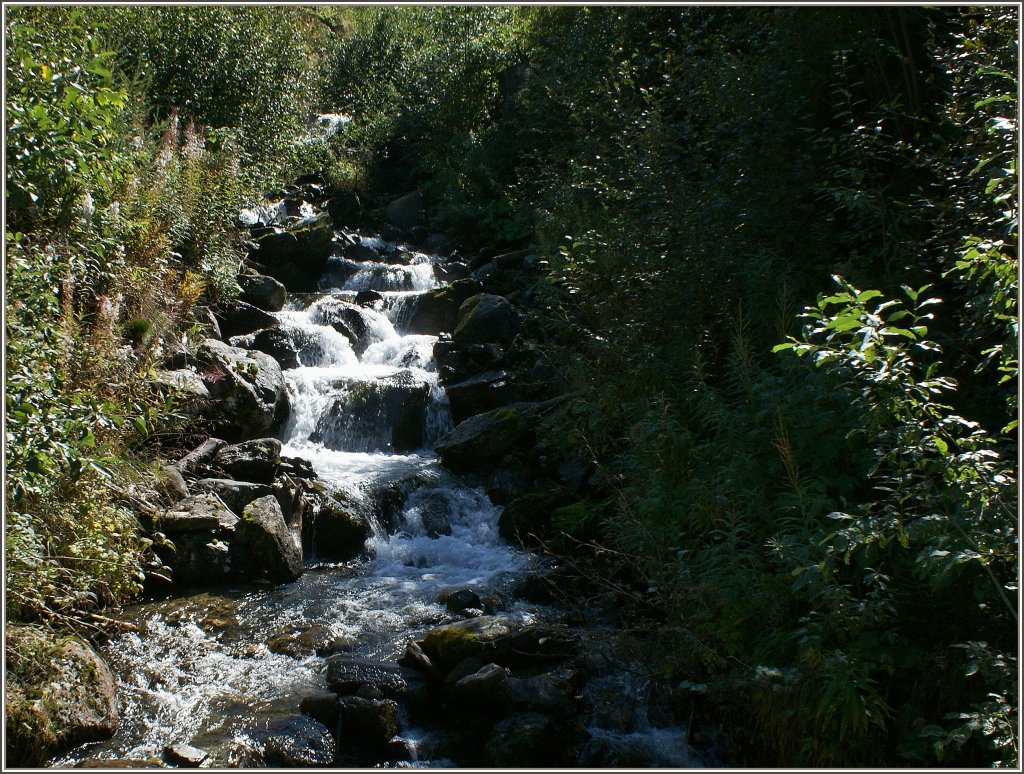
[54,233,537,767]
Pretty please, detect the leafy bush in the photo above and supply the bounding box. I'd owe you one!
[477,6,1017,767]
[5,7,134,230]
[95,5,326,179]
[4,6,281,632]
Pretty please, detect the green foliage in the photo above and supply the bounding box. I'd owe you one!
[5,7,133,230]
[4,5,291,634]
[94,5,324,176]
[322,6,534,243]
[439,5,1018,767]
[774,278,1017,765]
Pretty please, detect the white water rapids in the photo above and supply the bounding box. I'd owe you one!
[54,238,540,766]
[52,231,706,769]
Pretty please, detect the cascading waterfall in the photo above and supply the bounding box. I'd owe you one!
[51,221,706,769]
[53,232,537,767]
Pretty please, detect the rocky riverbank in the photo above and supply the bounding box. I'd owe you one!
[12,177,722,769]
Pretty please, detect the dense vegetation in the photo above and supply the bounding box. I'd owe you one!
[5,5,1017,768]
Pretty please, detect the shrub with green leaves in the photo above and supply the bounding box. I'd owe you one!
[5,7,134,230]
[95,5,326,179]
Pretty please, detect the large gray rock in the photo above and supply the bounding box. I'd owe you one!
[337,696,401,750]
[237,272,287,312]
[254,221,336,293]
[160,493,239,533]
[309,298,386,355]
[195,339,289,442]
[237,495,303,582]
[313,371,431,454]
[192,478,274,515]
[213,437,282,484]
[153,369,214,421]
[236,715,335,767]
[244,327,301,371]
[325,656,412,699]
[452,294,519,347]
[160,531,247,586]
[216,300,279,339]
[5,627,119,766]
[385,191,424,231]
[302,487,372,561]
[422,616,577,671]
[448,663,510,707]
[434,403,534,474]
[402,279,482,335]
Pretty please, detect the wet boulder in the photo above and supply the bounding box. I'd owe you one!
[337,696,401,750]
[403,489,453,538]
[267,625,351,659]
[253,221,336,293]
[438,585,505,618]
[195,338,289,442]
[192,479,273,515]
[163,744,209,767]
[313,371,431,454]
[325,656,410,699]
[236,715,335,767]
[213,438,282,484]
[301,487,372,561]
[452,293,520,347]
[397,640,439,676]
[215,300,279,339]
[244,327,301,370]
[403,279,482,335]
[237,495,303,583]
[237,272,287,312]
[300,692,341,730]
[484,712,567,768]
[355,289,384,308]
[5,627,120,766]
[421,616,517,671]
[444,370,519,423]
[160,492,239,533]
[310,298,386,356]
[344,241,381,263]
[448,663,510,707]
[439,587,483,614]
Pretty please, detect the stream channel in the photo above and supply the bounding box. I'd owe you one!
[54,228,705,768]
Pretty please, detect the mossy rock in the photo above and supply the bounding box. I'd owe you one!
[6,626,119,766]
[421,616,515,671]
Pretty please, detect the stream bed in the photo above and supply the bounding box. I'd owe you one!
[53,226,708,768]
